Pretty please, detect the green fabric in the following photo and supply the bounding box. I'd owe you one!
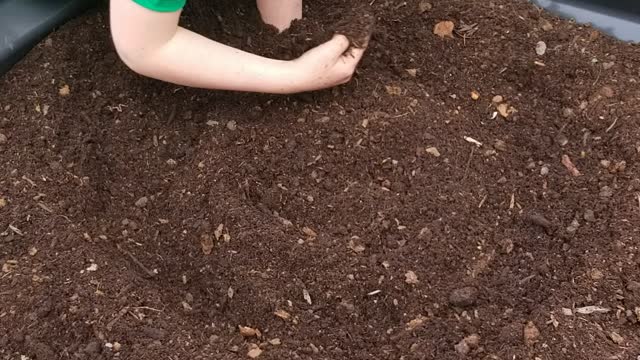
[132,0,186,12]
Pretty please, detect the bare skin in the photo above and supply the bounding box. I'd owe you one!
[109,0,368,94]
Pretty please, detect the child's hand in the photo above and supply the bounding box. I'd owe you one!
[289,35,367,93]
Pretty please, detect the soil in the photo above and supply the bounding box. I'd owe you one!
[1,0,640,359]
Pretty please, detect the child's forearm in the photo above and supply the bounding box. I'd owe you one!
[110,0,367,95]
[122,27,300,94]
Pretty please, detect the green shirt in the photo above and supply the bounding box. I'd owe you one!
[133,0,186,12]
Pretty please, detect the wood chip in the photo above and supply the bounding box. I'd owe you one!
[59,85,70,96]
[425,147,441,157]
[214,224,224,240]
[303,289,312,305]
[406,69,418,77]
[274,309,291,321]
[302,227,317,238]
[523,321,540,346]
[434,21,455,38]
[561,155,581,176]
[406,315,428,330]
[609,332,624,345]
[385,85,402,96]
[463,136,483,147]
[200,234,214,255]
[575,306,610,314]
[239,326,261,338]
[348,237,366,253]
[247,345,263,358]
[405,270,419,284]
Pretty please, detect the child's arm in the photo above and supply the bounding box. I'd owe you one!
[110,0,366,94]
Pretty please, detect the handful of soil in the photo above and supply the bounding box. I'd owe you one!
[331,4,376,49]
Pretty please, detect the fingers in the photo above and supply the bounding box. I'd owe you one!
[326,34,351,56]
[344,47,366,63]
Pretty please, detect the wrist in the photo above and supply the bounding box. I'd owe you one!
[271,59,304,94]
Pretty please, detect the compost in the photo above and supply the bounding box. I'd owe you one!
[1,0,640,359]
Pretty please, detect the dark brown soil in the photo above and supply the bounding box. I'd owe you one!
[1,0,640,359]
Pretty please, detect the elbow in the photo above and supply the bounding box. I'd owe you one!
[111,33,157,78]
[113,42,151,77]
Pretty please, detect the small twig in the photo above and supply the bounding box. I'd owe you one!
[478,194,488,208]
[605,117,618,133]
[462,147,476,180]
[636,193,640,211]
[518,274,536,285]
[21,176,37,187]
[106,306,130,331]
[8,225,24,236]
[167,104,177,124]
[592,67,602,86]
[116,283,133,298]
[133,306,163,313]
[37,203,53,213]
[117,244,156,278]
[79,112,93,124]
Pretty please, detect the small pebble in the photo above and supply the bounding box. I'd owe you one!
[226,121,237,131]
[540,18,553,31]
[0,133,7,144]
[208,335,219,345]
[555,133,568,147]
[540,166,549,176]
[113,342,121,352]
[627,281,640,293]
[449,286,478,308]
[525,213,553,231]
[535,41,547,56]
[494,140,507,152]
[84,341,100,354]
[600,86,615,98]
[454,339,470,355]
[584,210,596,222]
[561,107,574,118]
[135,196,149,208]
[566,219,580,233]
[599,186,614,198]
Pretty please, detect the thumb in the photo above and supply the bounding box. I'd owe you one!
[315,34,350,58]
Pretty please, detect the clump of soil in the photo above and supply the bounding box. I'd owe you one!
[1,0,640,359]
